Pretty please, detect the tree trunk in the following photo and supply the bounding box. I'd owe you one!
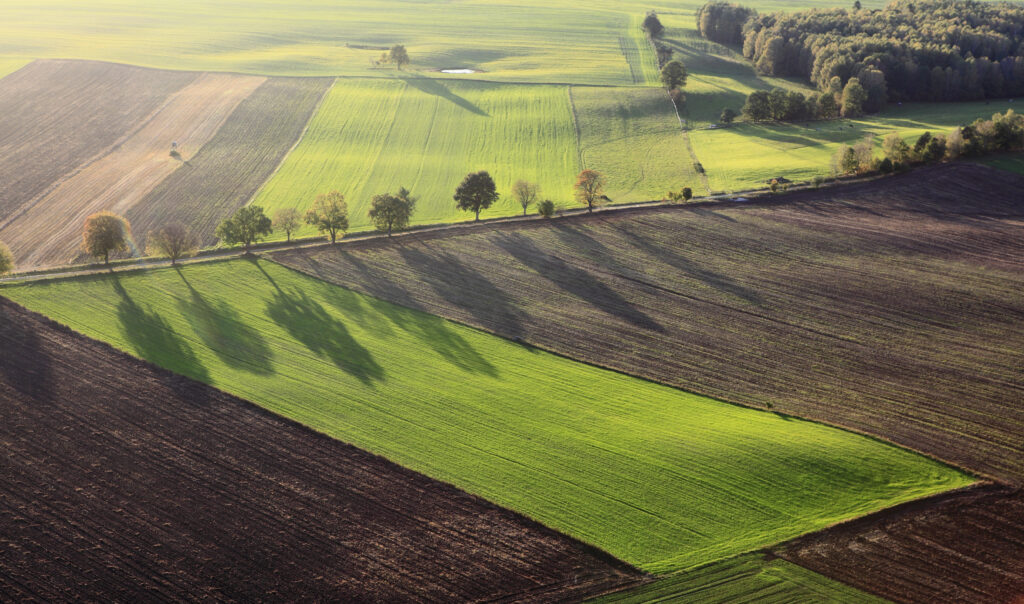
[475,208,480,221]
[104,250,109,265]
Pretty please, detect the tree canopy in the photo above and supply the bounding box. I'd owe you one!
[147,223,198,265]
[511,180,539,216]
[0,241,13,276]
[574,170,606,213]
[272,208,302,242]
[388,44,410,70]
[216,205,272,251]
[82,212,132,264]
[369,187,417,236]
[642,11,665,38]
[698,0,1024,107]
[660,60,688,90]
[305,191,349,243]
[454,171,499,221]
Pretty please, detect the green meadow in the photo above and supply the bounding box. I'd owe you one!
[691,100,1018,192]
[2,260,973,573]
[251,77,578,236]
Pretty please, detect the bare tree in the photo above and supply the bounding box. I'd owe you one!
[511,180,539,216]
[574,170,606,213]
[147,223,199,265]
[273,208,302,242]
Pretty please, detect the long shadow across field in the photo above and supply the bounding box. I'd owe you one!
[257,262,385,386]
[398,74,489,116]
[0,303,53,402]
[174,270,275,375]
[495,232,664,332]
[111,275,211,385]
[397,244,525,338]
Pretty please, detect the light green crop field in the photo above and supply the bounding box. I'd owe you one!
[0,1,885,83]
[573,85,699,202]
[2,259,972,573]
[691,100,1018,192]
[252,77,578,237]
[593,554,885,603]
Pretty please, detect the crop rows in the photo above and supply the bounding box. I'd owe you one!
[126,76,332,251]
[779,484,1024,603]
[252,77,578,237]
[1,72,265,267]
[0,60,193,220]
[1,259,970,573]
[0,296,641,601]
[272,163,1024,485]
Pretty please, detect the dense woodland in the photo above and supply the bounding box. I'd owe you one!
[698,0,1024,106]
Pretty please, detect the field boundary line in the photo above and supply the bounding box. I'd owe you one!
[567,85,585,170]
[0,69,204,232]
[243,76,336,207]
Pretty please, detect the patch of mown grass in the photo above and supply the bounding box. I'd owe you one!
[251,77,578,237]
[593,553,886,603]
[2,258,973,573]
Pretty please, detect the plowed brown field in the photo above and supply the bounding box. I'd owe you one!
[0,297,641,601]
[1,73,265,268]
[778,484,1024,603]
[0,60,194,221]
[272,163,1024,484]
[126,77,333,252]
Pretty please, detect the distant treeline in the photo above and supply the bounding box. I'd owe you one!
[697,0,1024,108]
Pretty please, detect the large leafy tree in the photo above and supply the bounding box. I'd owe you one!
[369,187,417,236]
[388,44,410,70]
[305,191,349,243]
[454,171,499,221]
[82,212,132,264]
[574,170,606,213]
[660,60,688,90]
[0,240,13,275]
[216,205,272,251]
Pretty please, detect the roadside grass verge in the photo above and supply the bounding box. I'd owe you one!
[2,258,973,573]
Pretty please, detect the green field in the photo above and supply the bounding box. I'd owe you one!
[980,153,1024,175]
[2,259,972,573]
[594,554,885,603]
[691,100,1019,192]
[252,77,578,236]
[573,85,700,202]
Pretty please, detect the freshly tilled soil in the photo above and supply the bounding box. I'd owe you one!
[0,297,641,602]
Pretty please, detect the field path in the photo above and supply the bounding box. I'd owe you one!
[1,73,264,268]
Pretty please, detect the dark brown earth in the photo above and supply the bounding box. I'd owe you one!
[0,60,194,221]
[777,484,1024,603]
[272,163,1024,484]
[126,77,333,253]
[0,297,641,602]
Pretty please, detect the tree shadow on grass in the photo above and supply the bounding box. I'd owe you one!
[378,301,499,378]
[396,244,525,338]
[111,276,212,385]
[173,270,275,375]
[256,263,384,386]
[494,232,664,332]
[398,74,489,116]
